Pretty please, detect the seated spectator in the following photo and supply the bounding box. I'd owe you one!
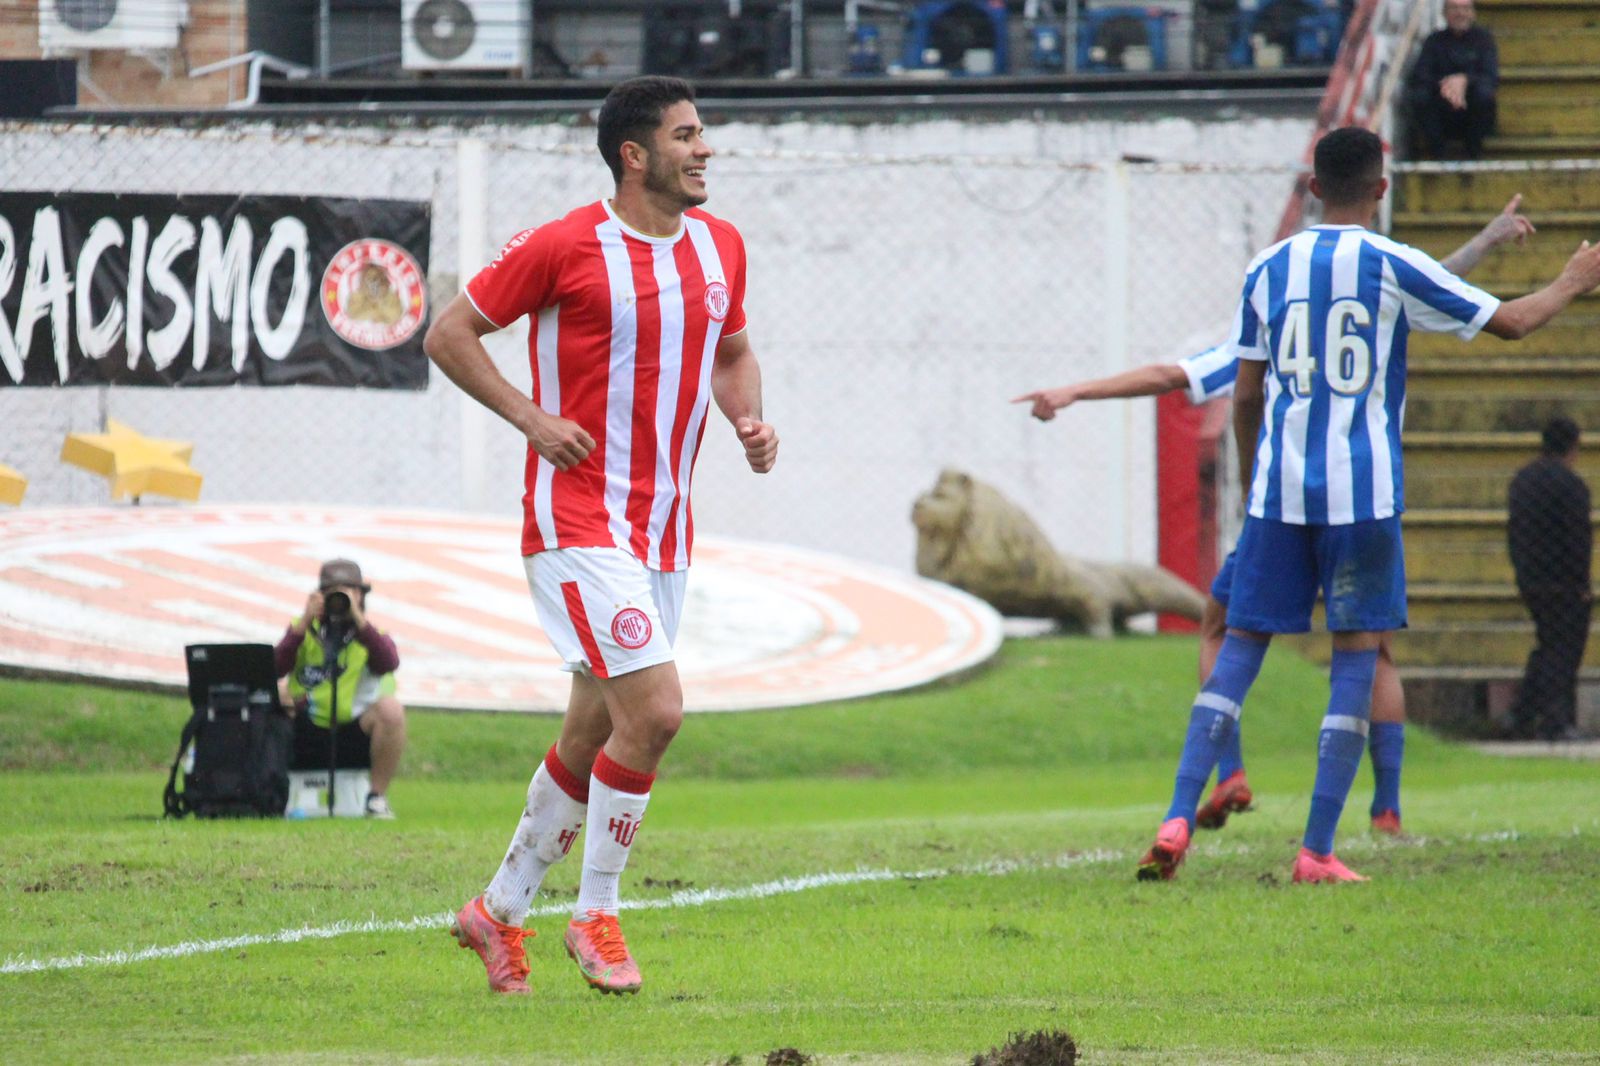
[1407,0,1499,159]
[275,558,406,818]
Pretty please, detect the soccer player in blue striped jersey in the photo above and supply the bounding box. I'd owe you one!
[1135,126,1600,884]
[1014,197,1534,840]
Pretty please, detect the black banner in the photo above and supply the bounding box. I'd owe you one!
[0,191,431,389]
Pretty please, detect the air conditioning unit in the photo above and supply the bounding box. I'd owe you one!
[40,0,188,54]
[402,0,528,72]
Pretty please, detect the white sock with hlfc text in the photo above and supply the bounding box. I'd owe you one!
[483,747,588,926]
[574,750,655,917]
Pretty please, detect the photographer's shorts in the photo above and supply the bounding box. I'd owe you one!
[525,547,685,680]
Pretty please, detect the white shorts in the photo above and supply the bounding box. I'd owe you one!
[525,547,686,680]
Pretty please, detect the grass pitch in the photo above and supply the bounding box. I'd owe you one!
[2,637,1597,1064]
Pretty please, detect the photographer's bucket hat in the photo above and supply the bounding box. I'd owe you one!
[318,558,371,592]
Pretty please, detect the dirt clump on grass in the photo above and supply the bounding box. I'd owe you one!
[764,1050,814,1066]
[971,1028,1079,1066]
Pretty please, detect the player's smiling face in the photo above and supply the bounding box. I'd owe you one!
[642,101,712,209]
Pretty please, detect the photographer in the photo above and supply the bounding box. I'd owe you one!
[274,559,405,818]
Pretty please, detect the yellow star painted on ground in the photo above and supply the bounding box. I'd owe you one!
[0,463,25,506]
[60,419,203,502]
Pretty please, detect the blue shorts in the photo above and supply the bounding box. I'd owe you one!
[1210,549,1237,607]
[1225,515,1407,634]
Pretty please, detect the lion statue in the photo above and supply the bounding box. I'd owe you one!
[912,468,1205,637]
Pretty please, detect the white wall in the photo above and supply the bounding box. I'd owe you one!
[0,110,1308,574]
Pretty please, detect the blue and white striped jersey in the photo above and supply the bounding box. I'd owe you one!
[1227,225,1500,525]
[1178,345,1238,404]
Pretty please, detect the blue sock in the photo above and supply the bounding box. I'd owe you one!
[1368,722,1405,819]
[1216,727,1245,783]
[1166,635,1268,826]
[1303,648,1380,855]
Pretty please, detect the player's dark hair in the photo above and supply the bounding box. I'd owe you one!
[1541,416,1581,456]
[1313,127,1385,206]
[597,76,697,183]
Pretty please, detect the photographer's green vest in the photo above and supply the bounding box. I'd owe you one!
[287,620,397,729]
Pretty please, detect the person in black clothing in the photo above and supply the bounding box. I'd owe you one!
[1407,0,1499,158]
[1507,417,1592,740]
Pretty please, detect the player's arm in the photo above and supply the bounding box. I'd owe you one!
[1440,195,1536,276]
[422,295,594,471]
[1232,358,1268,492]
[1482,239,1600,340]
[1011,363,1189,422]
[711,328,777,474]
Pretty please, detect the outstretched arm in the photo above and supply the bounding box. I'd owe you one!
[712,329,778,473]
[1483,239,1600,340]
[1012,362,1189,421]
[1440,194,1536,276]
[422,294,595,471]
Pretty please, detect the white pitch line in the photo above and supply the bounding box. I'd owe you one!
[0,850,1123,977]
[0,829,1573,978]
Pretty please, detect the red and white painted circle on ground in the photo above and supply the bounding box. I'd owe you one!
[0,506,1001,712]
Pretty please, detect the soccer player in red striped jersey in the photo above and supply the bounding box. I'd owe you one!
[425,76,778,996]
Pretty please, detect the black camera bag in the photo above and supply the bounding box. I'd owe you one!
[163,683,291,818]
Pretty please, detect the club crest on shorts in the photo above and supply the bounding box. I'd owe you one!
[703,281,731,322]
[611,607,653,650]
[321,238,428,350]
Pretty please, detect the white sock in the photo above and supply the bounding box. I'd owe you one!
[574,754,653,917]
[484,761,586,926]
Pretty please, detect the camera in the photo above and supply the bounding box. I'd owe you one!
[323,589,352,622]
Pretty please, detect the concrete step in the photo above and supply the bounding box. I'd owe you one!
[1397,166,1600,213]
[1405,435,1600,508]
[1405,294,1600,358]
[1484,135,1600,159]
[1494,29,1600,65]
[1477,0,1600,32]
[1408,354,1600,389]
[1408,582,1540,622]
[1401,507,1600,580]
[1404,385,1600,434]
[1402,509,1508,579]
[1498,66,1600,101]
[1289,621,1600,668]
[1498,96,1600,138]
[1394,210,1600,287]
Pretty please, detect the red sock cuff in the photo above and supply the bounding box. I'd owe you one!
[543,745,589,803]
[592,749,655,795]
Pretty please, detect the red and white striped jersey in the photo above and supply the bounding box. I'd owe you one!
[466,200,748,571]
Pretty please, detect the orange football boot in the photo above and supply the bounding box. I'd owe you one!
[450,895,533,994]
[564,910,642,995]
[1291,847,1369,884]
[1195,770,1255,831]
[1136,817,1192,881]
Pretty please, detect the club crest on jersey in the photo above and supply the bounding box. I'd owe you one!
[703,281,731,322]
[321,238,427,350]
[611,607,652,650]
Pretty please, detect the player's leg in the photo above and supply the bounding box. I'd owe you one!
[552,551,685,994]
[563,661,679,995]
[451,549,627,994]
[481,675,605,922]
[1367,636,1406,834]
[453,676,604,994]
[1138,521,1310,880]
[1293,516,1405,884]
[1196,551,1256,831]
